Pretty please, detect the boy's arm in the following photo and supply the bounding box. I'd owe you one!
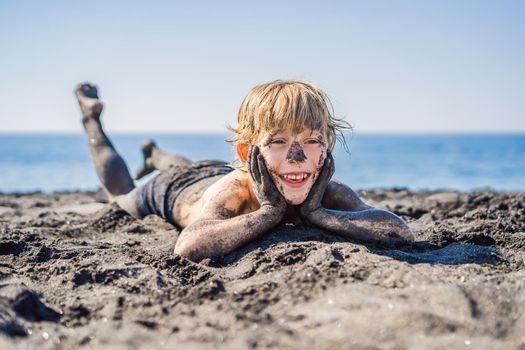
[321,180,373,212]
[174,205,282,262]
[174,147,286,262]
[299,154,414,243]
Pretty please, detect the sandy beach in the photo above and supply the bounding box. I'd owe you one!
[1,189,524,349]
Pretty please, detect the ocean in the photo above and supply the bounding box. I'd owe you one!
[1,133,524,193]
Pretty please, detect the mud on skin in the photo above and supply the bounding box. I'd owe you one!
[1,189,525,349]
[285,141,307,163]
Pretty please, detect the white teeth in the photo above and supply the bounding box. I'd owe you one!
[282,174,308,181]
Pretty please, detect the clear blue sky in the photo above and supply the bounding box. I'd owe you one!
[1,0,523,133]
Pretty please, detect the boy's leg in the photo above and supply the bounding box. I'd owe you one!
[75,83,135,198]
[134,139,191,180]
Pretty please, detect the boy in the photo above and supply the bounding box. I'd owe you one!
[75,80,414,262]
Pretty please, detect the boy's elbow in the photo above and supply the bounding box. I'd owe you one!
[395,225,415,243]
[403,229,415,242]
[174,239,204,262]
[390,213,415,242]
[379,221,415,244]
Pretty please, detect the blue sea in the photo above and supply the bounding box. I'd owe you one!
[1,133,524,193]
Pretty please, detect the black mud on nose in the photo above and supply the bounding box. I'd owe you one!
[286,141,307,162]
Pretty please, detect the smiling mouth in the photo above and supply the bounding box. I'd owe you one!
[279,173,311,188]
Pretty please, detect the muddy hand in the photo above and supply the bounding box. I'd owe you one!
[249,146,287,218]
[299,152,335,220]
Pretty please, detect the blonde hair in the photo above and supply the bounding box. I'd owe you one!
[227,80,351,152]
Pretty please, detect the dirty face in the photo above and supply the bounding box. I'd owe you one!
[256,128,327,205]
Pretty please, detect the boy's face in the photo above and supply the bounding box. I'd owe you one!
[256,128,328,205]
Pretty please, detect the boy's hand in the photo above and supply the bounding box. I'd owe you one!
[299,152,335,221]
[249,146,287,219]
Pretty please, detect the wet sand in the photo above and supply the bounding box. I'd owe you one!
[1,189,524,349]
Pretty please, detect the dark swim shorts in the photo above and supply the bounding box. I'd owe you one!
[135,160,233,227]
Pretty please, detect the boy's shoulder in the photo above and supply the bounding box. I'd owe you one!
[199,169,257,219]
[204,168,251,196]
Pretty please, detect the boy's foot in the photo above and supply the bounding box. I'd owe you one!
[74,83,104,121]
[134,139,157,180]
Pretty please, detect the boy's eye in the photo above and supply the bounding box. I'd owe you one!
[305,139,320,144]
[271,139,286,144]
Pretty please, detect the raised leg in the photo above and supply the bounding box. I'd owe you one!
[75,83,135,198]
[134,139,191,180]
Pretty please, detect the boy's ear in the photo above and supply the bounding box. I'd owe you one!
[236,143,249,163]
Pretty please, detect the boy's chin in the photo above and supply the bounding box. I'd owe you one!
[284,196,307,205]
[281,186,312,205]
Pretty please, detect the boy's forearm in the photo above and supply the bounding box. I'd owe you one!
[308,208,414,243]
[174,206,281,262]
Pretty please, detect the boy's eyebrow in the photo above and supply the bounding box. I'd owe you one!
[268,128,325,139]
[269,128,285,137]
[306,129,324,139]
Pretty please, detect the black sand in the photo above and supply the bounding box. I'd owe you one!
[1,189,524,349]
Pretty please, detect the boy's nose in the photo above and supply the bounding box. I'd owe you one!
[286,141,307,163]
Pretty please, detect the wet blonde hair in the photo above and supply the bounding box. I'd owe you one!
[227,80,351,152]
